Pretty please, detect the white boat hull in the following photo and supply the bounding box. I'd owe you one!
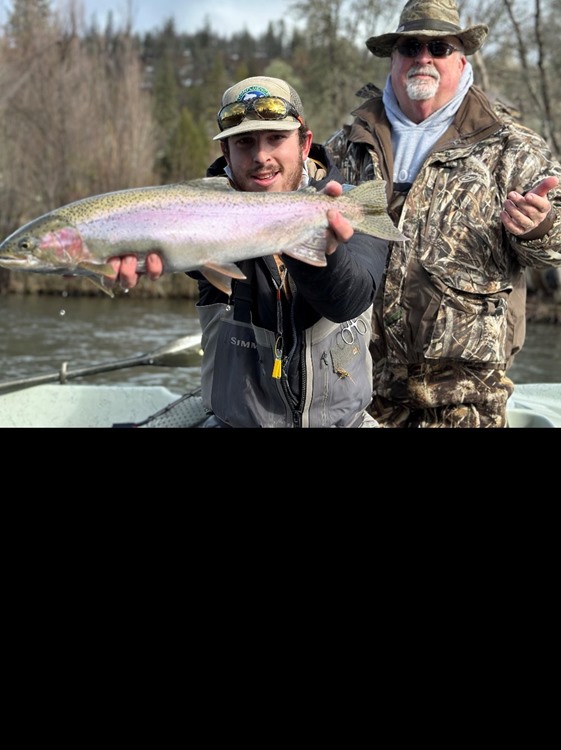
[0,384,198,428]
[0,382,559,428]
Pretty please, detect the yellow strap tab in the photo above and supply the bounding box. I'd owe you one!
[272,335,283,379]
[272,356,282,379]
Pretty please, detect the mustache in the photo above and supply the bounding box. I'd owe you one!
[407,65,440,81]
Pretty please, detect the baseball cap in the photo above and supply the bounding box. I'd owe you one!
[214,76,306,141]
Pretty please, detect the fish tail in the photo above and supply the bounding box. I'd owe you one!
[346,181,408,242]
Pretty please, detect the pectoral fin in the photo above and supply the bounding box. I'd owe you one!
[281,227,328,267]
[86,277,116,298]
[77,260,117,298]
[203,260,246,279]
[201,261,247,295]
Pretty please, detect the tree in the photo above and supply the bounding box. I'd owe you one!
[0,2,157,235]
[164,107,209,182]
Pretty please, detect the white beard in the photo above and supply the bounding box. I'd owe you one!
[406,67,440,101]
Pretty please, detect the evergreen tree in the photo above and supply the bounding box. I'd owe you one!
[165,107,209,181]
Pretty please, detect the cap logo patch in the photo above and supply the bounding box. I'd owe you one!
[236,86,271,102]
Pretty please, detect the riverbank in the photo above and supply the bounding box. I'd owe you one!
[0,268,199,299]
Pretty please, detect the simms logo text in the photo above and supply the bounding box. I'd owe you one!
[230,336,257,349]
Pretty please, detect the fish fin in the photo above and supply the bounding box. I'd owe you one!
[201,262,247,295]
[199,268,245,297]
[204,260,247,279]
[77,261,117,298]
[85,276,115,298]
[281,228,328,267]
[200,269,232,295]
[347,181,409,242]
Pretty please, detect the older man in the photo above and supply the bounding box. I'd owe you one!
[327,0,561,427]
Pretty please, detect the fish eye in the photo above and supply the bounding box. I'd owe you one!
[18,239,31,249]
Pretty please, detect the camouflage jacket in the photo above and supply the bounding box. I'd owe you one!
[327,84,561,371]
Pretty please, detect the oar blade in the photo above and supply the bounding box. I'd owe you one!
[148,334,203,367]
[0,333,203,392]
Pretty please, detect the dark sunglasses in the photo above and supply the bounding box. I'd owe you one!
[395,39,461,58]
[217,96,304,132]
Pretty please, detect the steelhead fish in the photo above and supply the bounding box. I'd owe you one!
[0,177,406,296]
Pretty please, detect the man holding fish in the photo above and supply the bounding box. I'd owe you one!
[112,76,399,427]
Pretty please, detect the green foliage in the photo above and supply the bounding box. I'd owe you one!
[162,107,210,181]
[153,53,180,136]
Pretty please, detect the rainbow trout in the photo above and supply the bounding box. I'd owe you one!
[0,177,405,296]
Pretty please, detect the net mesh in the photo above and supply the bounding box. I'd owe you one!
[139,391,208,428]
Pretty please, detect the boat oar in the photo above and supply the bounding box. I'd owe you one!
[0,334,203,393]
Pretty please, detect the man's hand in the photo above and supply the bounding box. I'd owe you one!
[322,180,354,254]
[501,176,559,237]
[108,253,164,289]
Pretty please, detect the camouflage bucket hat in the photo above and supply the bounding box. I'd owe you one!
[366,0,489,57]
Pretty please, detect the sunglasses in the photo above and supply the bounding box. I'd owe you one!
[395,39,461,58]
[217,96,304,132]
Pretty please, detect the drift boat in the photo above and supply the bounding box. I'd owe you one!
[0,334,559,427]
[0,381,558,428]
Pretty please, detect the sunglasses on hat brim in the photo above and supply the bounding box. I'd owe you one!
[217,96,304,132]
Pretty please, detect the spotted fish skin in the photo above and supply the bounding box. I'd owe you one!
[0,176,405,296]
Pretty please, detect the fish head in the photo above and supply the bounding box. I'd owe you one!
[0,214,89,274]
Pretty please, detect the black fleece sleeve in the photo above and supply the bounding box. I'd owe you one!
[281,232,388,323]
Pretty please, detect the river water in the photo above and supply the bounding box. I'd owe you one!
[0,293,203,395]
[0,292,560,393]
